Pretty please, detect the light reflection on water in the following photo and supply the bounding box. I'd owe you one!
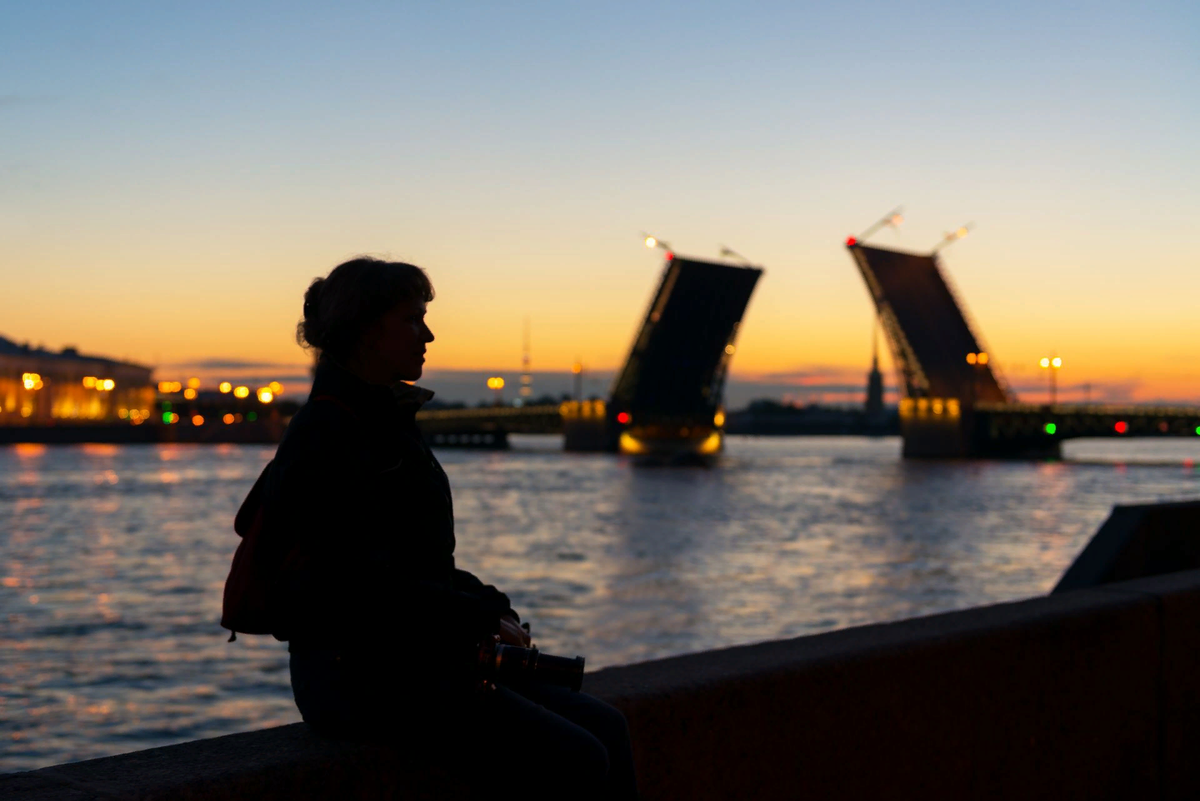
[3,435,1200,772]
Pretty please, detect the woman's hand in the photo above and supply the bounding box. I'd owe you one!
[498,615,531,647]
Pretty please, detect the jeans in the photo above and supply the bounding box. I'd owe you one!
[290,649,638,799]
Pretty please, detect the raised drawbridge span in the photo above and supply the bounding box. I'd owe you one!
[847,238,1200,458]
[418,253,762,459]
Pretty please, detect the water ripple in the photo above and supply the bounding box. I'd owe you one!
[3,437,1200,772]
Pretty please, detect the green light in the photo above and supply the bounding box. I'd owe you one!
[246,411,258,422]
[1044,423,1057,435]
[162,401,172,411]
[162,412,173,424]
[1195,426,1200,436]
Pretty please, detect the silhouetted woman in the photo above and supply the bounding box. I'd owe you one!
[258,257,636,797]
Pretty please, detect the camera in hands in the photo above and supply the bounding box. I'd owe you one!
[477,630,585,692]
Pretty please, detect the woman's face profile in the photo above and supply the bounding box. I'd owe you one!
[362,298,434,383]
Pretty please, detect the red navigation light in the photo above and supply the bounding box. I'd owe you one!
[1115,421,1128,434]
[846,236,858,246]
[665,252,674,261]
[616,412,631,424]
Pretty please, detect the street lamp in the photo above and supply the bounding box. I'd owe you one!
[932,223,972,254]
[853,207,905,246]
[719,245,753,266]
[641,232,673,257]
[486,376,505,405]
[1039,356,1062,406]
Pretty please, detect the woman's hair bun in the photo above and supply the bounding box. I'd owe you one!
[295,258,433,362]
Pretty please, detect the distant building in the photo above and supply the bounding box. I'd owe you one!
[0,335,155,426]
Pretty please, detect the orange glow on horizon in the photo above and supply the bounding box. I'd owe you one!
[5,236,1199,406]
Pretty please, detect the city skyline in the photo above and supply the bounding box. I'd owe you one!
[4,3,1197,404]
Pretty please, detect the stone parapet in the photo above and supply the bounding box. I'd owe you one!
[7,569,1200,800]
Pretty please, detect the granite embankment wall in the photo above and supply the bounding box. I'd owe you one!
[7,568,1200,800]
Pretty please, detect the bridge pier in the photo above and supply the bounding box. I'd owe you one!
[900,399,1062,459]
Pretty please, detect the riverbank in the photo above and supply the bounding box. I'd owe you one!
[7,564,1200,799]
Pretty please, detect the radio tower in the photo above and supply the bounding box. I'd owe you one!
[519,317,533,402]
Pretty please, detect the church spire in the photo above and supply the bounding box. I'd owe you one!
[865,315,885,421]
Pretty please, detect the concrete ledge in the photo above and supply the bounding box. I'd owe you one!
[587,584,1162,800]
[9,570,1200,800]
[1054,499,1200,592]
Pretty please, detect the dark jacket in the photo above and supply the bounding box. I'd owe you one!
[258,359,515,677]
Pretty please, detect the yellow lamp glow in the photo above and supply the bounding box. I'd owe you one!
[219,382,232,393]
[233,386,250,399]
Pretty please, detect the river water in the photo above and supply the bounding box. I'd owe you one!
[3,435,1200,773]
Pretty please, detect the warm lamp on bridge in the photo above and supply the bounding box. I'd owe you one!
[966,352,989,366]
[855,207,904,245]
[931,223,972,254]
[641,232,673,258]
[719,245,754,266]
[1040,356,1063,405]
[487,376,505,404]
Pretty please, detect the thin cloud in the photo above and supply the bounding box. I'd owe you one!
[739,366,868,386]
[163,358,310,370]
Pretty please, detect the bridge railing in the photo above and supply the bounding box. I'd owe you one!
[975,402,1200,417]
[415,404,562,421]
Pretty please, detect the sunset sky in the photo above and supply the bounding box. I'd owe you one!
[3,2,1197,404]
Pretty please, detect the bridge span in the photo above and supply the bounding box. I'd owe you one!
[417,254,762,460]
[848,235,1200,458]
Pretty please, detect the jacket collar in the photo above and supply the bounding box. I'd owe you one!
[392,381,436,416]
[309,359,434,417]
